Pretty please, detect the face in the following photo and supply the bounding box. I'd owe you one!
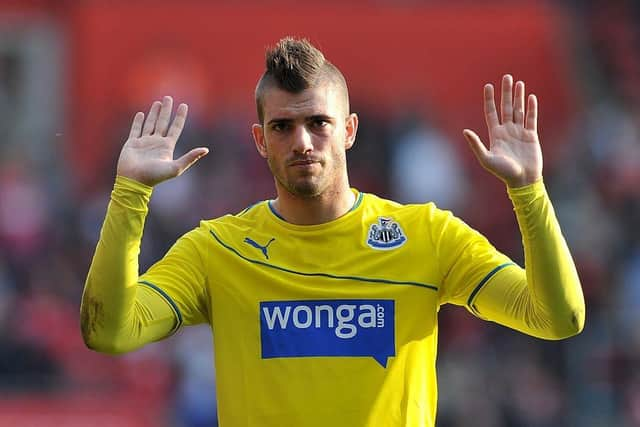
[252,83,358,198]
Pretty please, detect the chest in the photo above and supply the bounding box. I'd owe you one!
[206,225,441,351]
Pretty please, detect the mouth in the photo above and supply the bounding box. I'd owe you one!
[288,159,320,167]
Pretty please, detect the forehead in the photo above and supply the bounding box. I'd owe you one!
[261,84,345,121]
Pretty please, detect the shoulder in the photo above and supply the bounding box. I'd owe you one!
[186,200,271,241]
[163,201,271,257]
[361,192,448,222]
[360,192,474,241]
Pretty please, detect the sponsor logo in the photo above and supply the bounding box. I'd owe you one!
[244,237,276,259]
[366,217,406,250]
[260,299,395,367]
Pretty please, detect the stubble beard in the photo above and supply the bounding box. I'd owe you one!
[268,148,348,199]
[269,158,324,198]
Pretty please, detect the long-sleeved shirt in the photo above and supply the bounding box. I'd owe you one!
[81,175,584,427]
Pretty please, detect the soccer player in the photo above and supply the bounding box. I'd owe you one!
[81,38,585,426]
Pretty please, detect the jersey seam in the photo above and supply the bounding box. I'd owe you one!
[186,233,212,323]
[466,262,515,315]
[237,201,263,217]
[208,228,438,291]
[437,213,477,304]
[138,280,184,334]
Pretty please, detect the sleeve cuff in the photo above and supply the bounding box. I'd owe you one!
[115,175,154,194]
[111,175,154,211]
[507,179,546,208]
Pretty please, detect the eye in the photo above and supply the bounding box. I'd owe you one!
[271,122,290,132]
[310,118,329,129]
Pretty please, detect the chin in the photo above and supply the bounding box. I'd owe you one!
[287,179,323,198]
[291,185,321,198]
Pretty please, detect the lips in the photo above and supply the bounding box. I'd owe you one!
[288,158,320,167]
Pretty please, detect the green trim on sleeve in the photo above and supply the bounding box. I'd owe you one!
[467,263,515,315]
[138,280,184,334]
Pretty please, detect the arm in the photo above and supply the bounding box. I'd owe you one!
[80,97,209,353]
[462,75,585,339]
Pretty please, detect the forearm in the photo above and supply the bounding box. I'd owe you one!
[81,176,176,353]
[474,180,585,339]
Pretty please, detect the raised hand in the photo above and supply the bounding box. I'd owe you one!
[116,96,209,187]
[463,75,543,188]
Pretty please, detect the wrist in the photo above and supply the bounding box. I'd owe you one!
[507,179,545,206]
[113,175,154,206]
[115,175,154,192]
[505,174,542,189]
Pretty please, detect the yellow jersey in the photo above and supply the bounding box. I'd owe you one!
[82,176,584,427]
[139,190,515,426]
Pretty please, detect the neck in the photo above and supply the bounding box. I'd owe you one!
[271,182,356,225]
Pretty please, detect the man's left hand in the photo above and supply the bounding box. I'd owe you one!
[463,74,543,188]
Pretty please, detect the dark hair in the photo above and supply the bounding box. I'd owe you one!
[255,37,349,123]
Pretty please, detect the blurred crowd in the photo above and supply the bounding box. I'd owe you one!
[0,1,639,426]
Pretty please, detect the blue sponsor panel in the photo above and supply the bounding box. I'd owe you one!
[260,299,395,367]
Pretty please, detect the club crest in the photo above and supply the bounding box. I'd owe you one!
[366,217,407,250]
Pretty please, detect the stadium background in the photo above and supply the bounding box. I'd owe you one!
[0,0,638,425]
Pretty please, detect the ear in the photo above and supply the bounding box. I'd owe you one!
[252,123,268,158]
[344,113,358,150]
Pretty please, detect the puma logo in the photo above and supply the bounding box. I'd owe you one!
[244,237,276,259]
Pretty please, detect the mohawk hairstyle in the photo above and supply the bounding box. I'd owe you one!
[255,37,349,123]
[265,37,326,92]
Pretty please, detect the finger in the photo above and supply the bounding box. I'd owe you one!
[167,103,188,140]
[154,96,174,137]
[500,74,514,123]
[525,94,538,132]
[142,101,161,136]
[174,147,209,176]
[463,129,490,166]
[513,81,525,126]
[483,84,500,130]
[129,112,144,139]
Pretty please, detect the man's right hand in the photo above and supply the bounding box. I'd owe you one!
[116,96,209,187]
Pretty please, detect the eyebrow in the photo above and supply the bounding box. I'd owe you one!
[266,118,294,126]
[266,114,334,126]
[308,114,334,122]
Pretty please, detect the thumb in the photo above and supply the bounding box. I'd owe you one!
[463,129,490,166]
[174,147,209,176]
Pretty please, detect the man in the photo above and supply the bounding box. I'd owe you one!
[81,38,585,426]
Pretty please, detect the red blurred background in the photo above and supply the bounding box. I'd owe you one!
[0,1,639,426]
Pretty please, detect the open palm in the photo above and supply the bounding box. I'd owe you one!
[117,96,208,187]
[464,75,543,188]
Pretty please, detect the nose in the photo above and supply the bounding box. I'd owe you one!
[291,125,313,154]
